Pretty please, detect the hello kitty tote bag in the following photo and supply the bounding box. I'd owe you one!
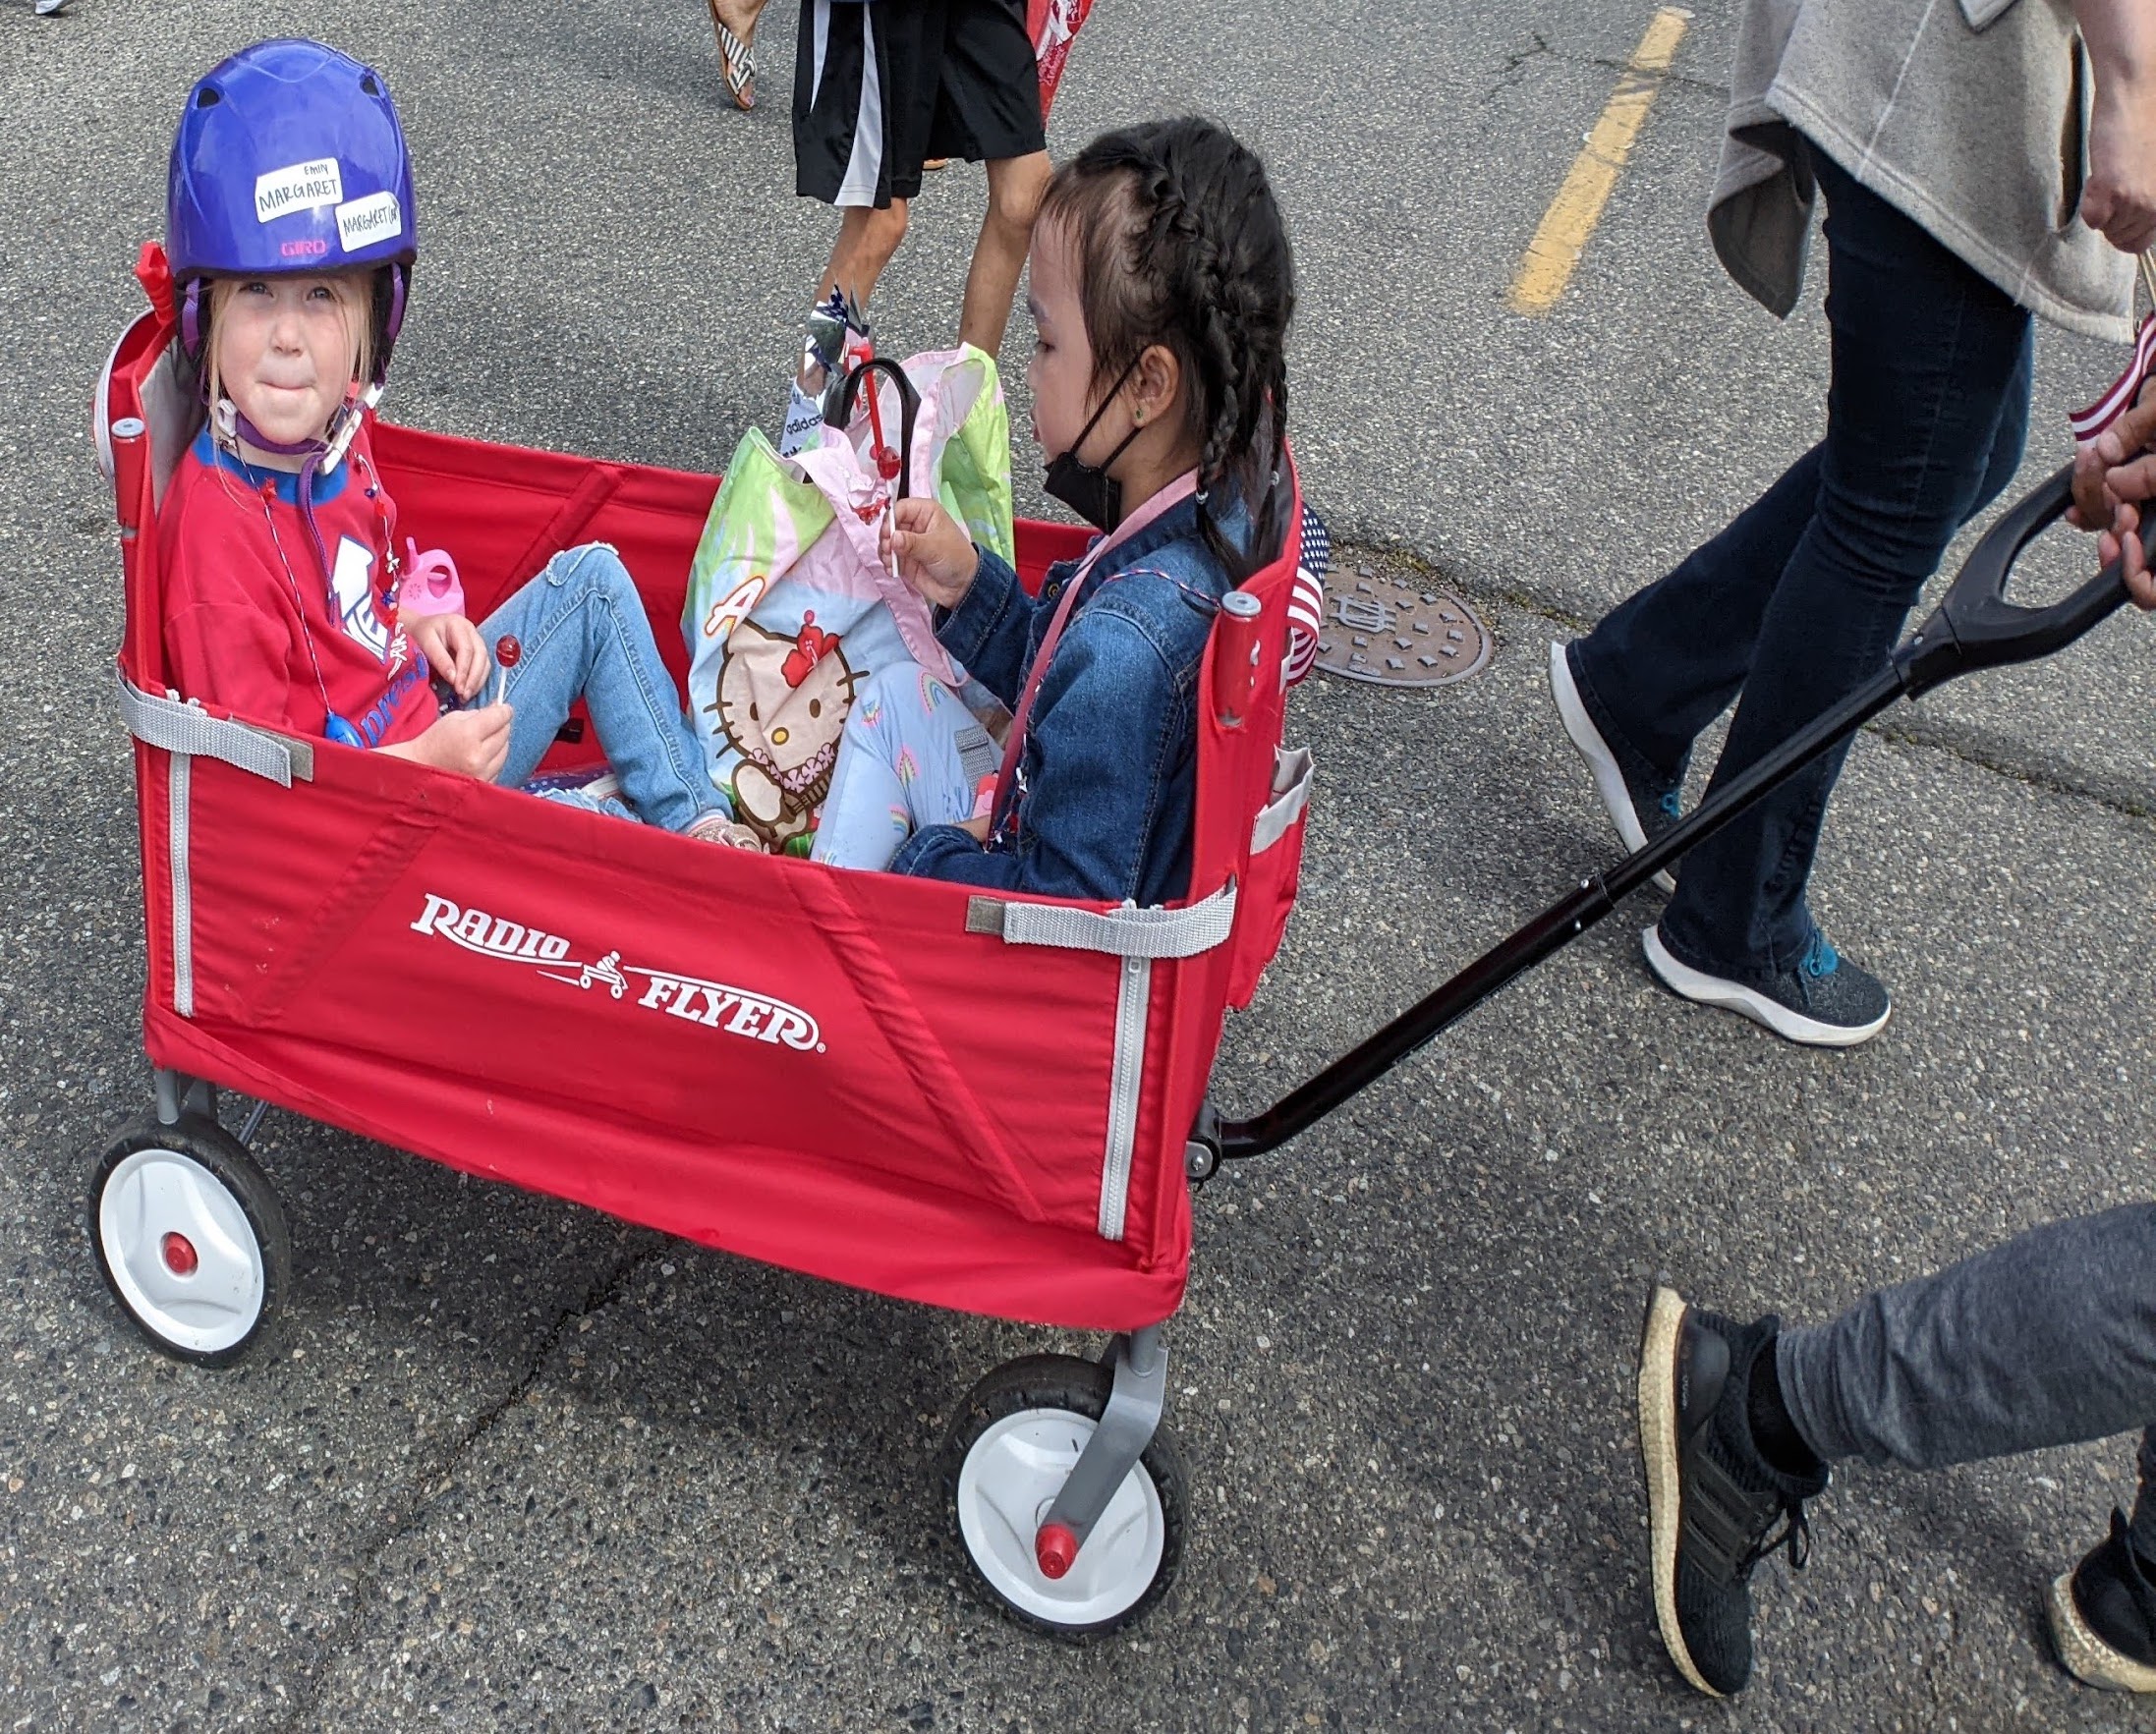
[682,347,1015,852]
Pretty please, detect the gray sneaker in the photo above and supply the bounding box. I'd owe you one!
[1644,924,1892,1048]
[1549,640,1681,893]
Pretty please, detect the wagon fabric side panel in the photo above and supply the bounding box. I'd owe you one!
[1140,468,1310,1198]
[138,734,1194,1328]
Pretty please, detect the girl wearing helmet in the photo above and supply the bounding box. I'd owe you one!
[157,39,736,841]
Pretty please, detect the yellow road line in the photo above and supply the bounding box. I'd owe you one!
[1507,7,1690,315]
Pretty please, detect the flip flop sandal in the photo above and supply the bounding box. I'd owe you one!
[707,0,756,109]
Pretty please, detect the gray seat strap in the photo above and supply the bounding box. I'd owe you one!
[952,720,999,786]
[116,670,314,787]
[963,877,1237,959]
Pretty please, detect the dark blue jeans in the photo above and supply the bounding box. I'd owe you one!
[1571,146,2034,979]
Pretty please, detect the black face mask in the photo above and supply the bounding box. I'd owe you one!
[1043,361,1144,531]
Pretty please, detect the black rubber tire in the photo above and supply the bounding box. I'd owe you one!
[938,1351,1188,1639]
[88,1115,291,1368]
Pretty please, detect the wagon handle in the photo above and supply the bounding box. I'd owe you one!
[1213,464,2156,1163]
[1895,461,2151,699]
[836,356,922,499]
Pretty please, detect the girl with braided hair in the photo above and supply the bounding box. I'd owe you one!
[861,115,1296,903]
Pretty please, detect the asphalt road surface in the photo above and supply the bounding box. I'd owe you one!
[5,1,2155,1729]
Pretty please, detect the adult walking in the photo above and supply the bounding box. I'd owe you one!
[1636,362,2156,1705]
[705,0,768,110]
[1644,1209,2156,1699]
[1550,0,2156,1046]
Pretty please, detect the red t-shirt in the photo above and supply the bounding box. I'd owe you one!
[158,423,436,749]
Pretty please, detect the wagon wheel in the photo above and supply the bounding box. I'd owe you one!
[88,1116,290,1367]
[939,1353,1187,1638]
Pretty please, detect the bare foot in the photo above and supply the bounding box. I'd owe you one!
[710,0,766,43]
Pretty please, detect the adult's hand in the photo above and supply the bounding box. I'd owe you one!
[2077,1,2156,252]
[2070,381,2156,609]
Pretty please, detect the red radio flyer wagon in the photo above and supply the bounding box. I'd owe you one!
[86,255,2147,1638]
[89,265,1316,1636]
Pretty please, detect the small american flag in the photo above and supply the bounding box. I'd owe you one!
[1284,505,1330,687]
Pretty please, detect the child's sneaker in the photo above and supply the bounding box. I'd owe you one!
[1638,1284,1828,1698]
[686,812,766,851]
[2049,1512,2156,1692]
[1644,923,1892,1048]
[1548,640,1680,892]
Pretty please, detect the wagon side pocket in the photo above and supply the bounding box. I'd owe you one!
[1226,746,1313,1011]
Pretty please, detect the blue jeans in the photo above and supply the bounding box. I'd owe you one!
[458,543,721,834]
[1570,146,2034,979]
[1778,1204,2156,1560]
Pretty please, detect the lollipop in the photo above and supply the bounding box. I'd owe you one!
[492,635,521,708]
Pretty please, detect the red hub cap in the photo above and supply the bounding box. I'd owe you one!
[160,1232,199,1276]
[1034,1522,1079,1580]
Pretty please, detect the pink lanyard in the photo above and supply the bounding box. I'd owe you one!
[986,471,1201,838]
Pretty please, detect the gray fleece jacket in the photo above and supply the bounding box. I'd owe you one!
[1711,0,2135,342]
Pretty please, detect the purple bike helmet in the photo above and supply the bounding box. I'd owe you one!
[168,38,417,383]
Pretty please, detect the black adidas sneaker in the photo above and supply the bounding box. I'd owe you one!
[1638,1285,1829,1696]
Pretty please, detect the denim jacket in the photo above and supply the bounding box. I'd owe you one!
[890,491,1250,905]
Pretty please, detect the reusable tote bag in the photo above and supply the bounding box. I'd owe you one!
[683,345,1015,851]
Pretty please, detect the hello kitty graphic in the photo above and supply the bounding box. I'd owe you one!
[706,614,858,851]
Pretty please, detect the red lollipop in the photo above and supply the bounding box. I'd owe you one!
[492,635,521,706]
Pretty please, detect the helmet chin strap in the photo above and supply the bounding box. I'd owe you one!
[212,386,390,755]
[213,383,382,591]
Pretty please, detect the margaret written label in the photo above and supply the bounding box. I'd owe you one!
[255,157,344,224]
[336,191,402,252]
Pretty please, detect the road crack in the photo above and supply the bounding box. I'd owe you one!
[1485,31,1551,99]
[270,1237,662,1733]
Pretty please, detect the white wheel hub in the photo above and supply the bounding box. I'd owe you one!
[98,1147,265,1355]
[955,1406,1164,1627]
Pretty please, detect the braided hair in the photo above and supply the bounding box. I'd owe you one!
[1039,117,1294,579]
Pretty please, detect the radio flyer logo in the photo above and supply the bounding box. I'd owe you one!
[255,158,344,224]
[409,894,825,1053]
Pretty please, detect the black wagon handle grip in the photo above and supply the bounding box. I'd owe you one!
[836,356,922,500]
[1896,460,2154,699]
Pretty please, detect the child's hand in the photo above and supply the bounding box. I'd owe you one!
[412,702,514,781]
[408,610,491,699]
[882,497,980,610]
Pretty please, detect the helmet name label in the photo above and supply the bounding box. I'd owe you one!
[335,191,403,253]
[255,157,345,224]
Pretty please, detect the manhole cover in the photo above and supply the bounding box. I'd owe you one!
[1313,565,1492,688]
